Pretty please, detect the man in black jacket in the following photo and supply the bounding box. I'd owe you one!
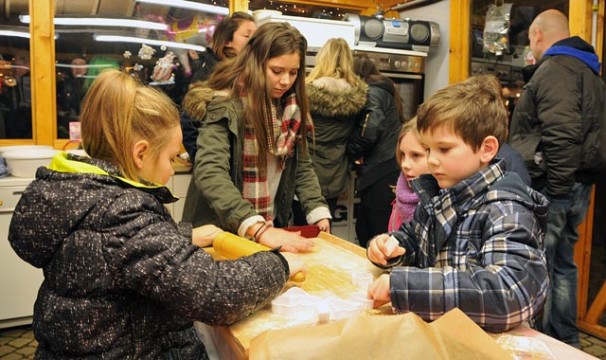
[509,9,606,348]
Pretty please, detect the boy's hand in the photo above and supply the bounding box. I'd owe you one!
[368,274,391,308]
[367,234,406,266]
[192,224,222,248]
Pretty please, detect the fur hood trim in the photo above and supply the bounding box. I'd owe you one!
[307,78,368,118]
[181,81,222,120]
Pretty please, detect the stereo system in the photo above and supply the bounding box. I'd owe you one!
[343,14,440,52]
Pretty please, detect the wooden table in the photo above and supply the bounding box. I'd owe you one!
[198,232,382,359]
[196,232,597,360]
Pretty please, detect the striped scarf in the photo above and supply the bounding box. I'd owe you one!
[242,93,301,221]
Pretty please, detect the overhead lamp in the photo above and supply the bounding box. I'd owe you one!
[19,15,168,31]
[0,29,58,39]
[93,35,206,52]
[135,0,229,16]
[0,30,30,39]
[55,63,119,69]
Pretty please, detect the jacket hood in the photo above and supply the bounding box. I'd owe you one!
[9,153,176,268]
[366,76,395,96]
[181,81,220,121]
[413,160,549,234]
[306,78,368,118]
[488,172,549,234]
[544,36,601,74]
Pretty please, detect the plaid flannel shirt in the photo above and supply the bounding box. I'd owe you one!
[386,160,549,332]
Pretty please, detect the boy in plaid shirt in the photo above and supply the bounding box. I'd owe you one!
[367,75,549,332]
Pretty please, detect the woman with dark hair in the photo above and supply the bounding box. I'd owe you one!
[182,22,331,252]
[190,11,256,82]
[181,11,256,161]
[348,53,405,247]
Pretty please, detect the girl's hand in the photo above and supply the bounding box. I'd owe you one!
[258,227,315,253]
[280,252,306,278]
[367,234,406,265]
[315,219,330,233]
[368,274,391,308]
[192,224,222,248]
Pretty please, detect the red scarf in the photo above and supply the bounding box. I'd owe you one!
[242,93,301,221]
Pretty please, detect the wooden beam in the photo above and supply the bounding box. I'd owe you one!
[569,0,593,41]
[230,0,248,13]
[448,0,470,84]
[597,0,604,63]
[379,0,410,9]
[29,0,56,146]
[576,185,596,318]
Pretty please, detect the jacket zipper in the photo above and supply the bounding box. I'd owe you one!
[360,112,370,137]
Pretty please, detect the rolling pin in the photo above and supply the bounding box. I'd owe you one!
[213,231,306,282]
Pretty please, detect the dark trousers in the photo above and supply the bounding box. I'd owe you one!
[355,172,398,248]
[538,183,592,348]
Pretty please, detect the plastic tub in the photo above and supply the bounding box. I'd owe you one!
[0,145,53,156]
[3,149,58,178]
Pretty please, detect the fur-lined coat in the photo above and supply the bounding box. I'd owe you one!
[307,77,368,199]
[181,83,328,230]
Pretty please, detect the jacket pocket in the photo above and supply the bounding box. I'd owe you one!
[509,133,546,179]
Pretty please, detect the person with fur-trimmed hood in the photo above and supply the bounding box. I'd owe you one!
[292,38,368,223]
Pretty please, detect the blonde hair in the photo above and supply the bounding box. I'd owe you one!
[416,74,508,151]
[208,22,309,171]
[80,69,180,180]
[306,38,363,87]
[395,116,419,166]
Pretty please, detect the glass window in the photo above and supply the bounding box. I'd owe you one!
[0,2,32,140]
[52,0,228,139]
[470,1,569,118]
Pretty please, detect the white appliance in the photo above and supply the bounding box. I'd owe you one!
[0,176,43,328]
[254,11,356,52]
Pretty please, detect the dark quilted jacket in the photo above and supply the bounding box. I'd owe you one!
[346,77,402,191]
[509,36,606,196]
[8,153,288,359]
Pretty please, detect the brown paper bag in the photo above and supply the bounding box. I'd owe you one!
[249,308,512,360]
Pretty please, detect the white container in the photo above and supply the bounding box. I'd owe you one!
[0,145,53,156]
[3,149,58,178]
[255,12,355,52]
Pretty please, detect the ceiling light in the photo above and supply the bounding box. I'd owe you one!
[0,30,30,39]
[0,29,58,39]
[135,0,229,15]
[93,35,206,52]
[55,63,119,69]
[19,15,168,31]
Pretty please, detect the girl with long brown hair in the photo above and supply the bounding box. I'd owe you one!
[182,22,331,252]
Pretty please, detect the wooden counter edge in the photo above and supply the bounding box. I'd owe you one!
[317,231,366,257]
